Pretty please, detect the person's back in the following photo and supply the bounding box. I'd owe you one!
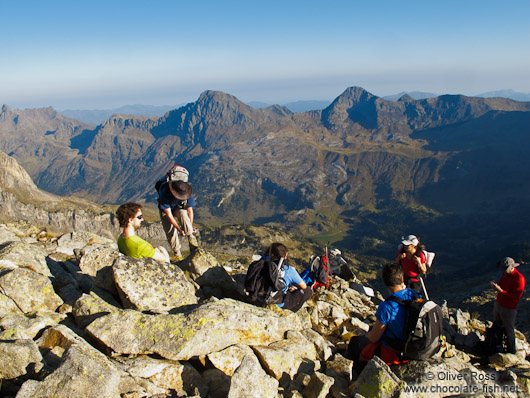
[347,262,417,370]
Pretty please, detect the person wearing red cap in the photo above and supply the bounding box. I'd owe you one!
[490,257,525,354]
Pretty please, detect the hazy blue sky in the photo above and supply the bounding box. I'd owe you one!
[2,0,529,110]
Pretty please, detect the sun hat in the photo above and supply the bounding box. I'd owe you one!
[169,180,192,200]
[401,235,419,246]
[498,257,519,271]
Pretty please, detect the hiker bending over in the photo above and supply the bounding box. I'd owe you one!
[490,257,525,354]
[116,203,170,263]
[396,234,426,293]
[158,180,198,261]
[346,262,417,372]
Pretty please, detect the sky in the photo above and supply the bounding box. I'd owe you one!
[1,0,530,110]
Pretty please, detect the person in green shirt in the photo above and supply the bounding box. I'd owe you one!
[116,203,170,263]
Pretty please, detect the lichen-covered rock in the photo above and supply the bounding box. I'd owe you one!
[0,267,63,313]
[54,231,114,256]
[302,371,335,398]
[86,298,304,361]
[72,290,122,329]
[0,312,66,340]
[183,249,244,299]
[302,328,335,361]
[207,344,255,376]
[78,243,120,294]
[252,330,318,380]
[0,241,50,275]
[351,356,404,398]
[0,339,43,379]
[115,355,203,393]
[0,224,21,245]
[0,292,24,315]
[227,354,279,398]
[16,344,123,398]
[112,255,198,313]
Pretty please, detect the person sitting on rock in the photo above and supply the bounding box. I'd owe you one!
[396,234,426,293]
[116,202,170,263]
[158,180,198,261]
[346,262,417,372]
[267,243,312,312]
[490,257,526,354]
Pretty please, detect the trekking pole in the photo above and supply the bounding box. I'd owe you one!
[419,275,429,300]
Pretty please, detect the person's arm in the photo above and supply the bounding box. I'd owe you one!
[187,207,195,230]
[494,275,525,301]
[163,208,185,235]
[152,247,169,263]
[287,267,308,291]
[366,319,387,343]
[415,255,427,274]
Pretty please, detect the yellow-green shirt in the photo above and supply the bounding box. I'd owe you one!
[117,234,156,259]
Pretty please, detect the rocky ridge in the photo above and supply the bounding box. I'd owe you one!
[1,220,529,398]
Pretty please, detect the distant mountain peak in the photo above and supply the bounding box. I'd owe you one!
[398,94,414,102]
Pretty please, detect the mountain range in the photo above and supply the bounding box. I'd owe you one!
[2,87,530,279]
[55,90,530,126]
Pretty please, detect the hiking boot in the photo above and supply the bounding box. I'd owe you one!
[173,252,184,262]
[188,234,199,251]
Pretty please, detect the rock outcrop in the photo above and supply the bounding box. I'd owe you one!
[0,220,529,398]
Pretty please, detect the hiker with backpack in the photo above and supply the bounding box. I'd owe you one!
[489,257,526,354]
[244,243,312,312]
[116,203,170,263]
[346,262,442,372]
[156,165,199,261]
[396,234,427,293]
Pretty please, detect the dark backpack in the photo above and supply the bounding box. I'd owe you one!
[301,253,330,289]
[482,321,506,356]
[384,293,444,360]
[244,257,285,304]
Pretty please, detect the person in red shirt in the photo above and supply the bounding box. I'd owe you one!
[396,235,427,293]
[490,257,526,354]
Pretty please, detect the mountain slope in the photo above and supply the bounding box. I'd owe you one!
[3,87,530,269]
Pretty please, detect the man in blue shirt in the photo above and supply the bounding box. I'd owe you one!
[347,262,417,370]
[158,180,198,261]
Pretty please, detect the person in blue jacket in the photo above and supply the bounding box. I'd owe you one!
[347,262,417,370]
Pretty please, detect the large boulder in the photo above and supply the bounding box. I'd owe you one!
[72,291,122,329]
[252,330,319,380]
[54,231,114,256]
[78,244,120,294]
[351,356,404,398]
[0,292,24,315]
[227,354,279,398]
[0,268,63,313]
[112,255,199,313]
[0,312,66,340]
[0,241,50,276]
[0,339,43,379]
[86,298,305,361]
[207,344,255,376]
[16,344,123,398]
[182,249,244,299]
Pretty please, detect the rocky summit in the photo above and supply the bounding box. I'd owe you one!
[1,220,530,398]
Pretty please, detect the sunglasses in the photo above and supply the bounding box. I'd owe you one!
[136,214,144,220]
